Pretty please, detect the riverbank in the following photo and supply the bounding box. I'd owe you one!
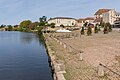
[43,30,120,80]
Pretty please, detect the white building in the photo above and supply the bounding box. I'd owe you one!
[102,9,116,25]
[48,17,76,27]
[84,17,94,24]
[94,9,112,24]
[115,12,120,21]
[77,18,85,27]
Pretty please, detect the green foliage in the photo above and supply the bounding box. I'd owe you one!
[94,24,98,33]
[106,23,112,32]
[98,25,101,31]
[0,24,6,28]
[60,24,65,28]
[103,24,108,34]
[39,16,47,22]
[50,23,55,28]
[81,27,84,35]
[101,22,105,28]
[37,27,43,35]
[20,20,32,31]
[7,25,13,31]
[84,22,88,27]
[103,22,112,34]
[29,22,39,30]
[87,26,92,36]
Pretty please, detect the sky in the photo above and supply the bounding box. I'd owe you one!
[0,0,120,25]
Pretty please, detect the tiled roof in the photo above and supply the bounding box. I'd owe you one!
[95,9,111,15]
[85,17,94,20]
[49,17,76,21]
[77,18,85,23]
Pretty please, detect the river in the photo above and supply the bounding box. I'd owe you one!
[0,31,53,80]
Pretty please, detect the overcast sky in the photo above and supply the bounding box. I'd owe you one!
[0,0,120,25]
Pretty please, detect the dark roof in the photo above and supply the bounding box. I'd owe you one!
[48,17,76,21]
[95,9,111,15]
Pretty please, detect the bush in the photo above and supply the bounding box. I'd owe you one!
[87,26,92,36]
[81,27,84,35]
[103,26,108,34]
[94,25,98,33]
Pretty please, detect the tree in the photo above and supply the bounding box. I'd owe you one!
[7,25,13,31]
[50,23,55,28]
[81,27,84,35]
[20,20,32,31]
[39,16,47,22]
[0,24,6,28]
[60,24,65,28]
[101,22,105,28]
[94,24,98,33]
[29,22,39,30]
[106,23,112,32]
[87,26,92,36]
[84,22,88,27]
[103,23,108,34]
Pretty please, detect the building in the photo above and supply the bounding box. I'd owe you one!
[114,12,120,27]
[77,18,85,27]
[94,9,112,24]
[48,17,76,27]
[102,9,116,25]
[115,12,120,21]
[84,17,94,24]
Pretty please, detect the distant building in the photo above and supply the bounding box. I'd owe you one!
[77,17,94,27]
[94,9,112,24]
[84,17,94,24]
[102,9,116,25]
[115,12,120,21]
[114,12,120,28]
[48,17,76,27]
[77,18,85,27]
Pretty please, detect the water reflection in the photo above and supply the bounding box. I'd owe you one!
[20,32,38,44]
[0,31,53,80]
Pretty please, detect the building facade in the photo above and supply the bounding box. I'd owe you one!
[94,9,111,24]
[102,9,116,25]
[84,17,94,24]
[48,17,76,27]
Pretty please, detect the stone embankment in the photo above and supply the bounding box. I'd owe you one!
[43,33,66,80]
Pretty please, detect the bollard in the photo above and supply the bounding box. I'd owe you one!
[60,41,62,45]
[98,63,104,77]
[79,52,83,61]
[63,44,67,49]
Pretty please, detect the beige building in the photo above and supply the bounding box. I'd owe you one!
[77,18,85,27]
[84,17,94,24]
[103,9,116,25]
[115,12,120,21]
[48,17,76,27]
[94,9,112,24]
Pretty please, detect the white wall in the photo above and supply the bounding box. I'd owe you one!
[48,18,76,27]
[103,9,116,25]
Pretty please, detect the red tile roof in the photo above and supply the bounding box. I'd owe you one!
[95,9,111,15]
[77,18,85,23]
[85,17,94,20]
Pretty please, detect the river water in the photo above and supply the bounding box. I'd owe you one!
[0,31,53,80]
